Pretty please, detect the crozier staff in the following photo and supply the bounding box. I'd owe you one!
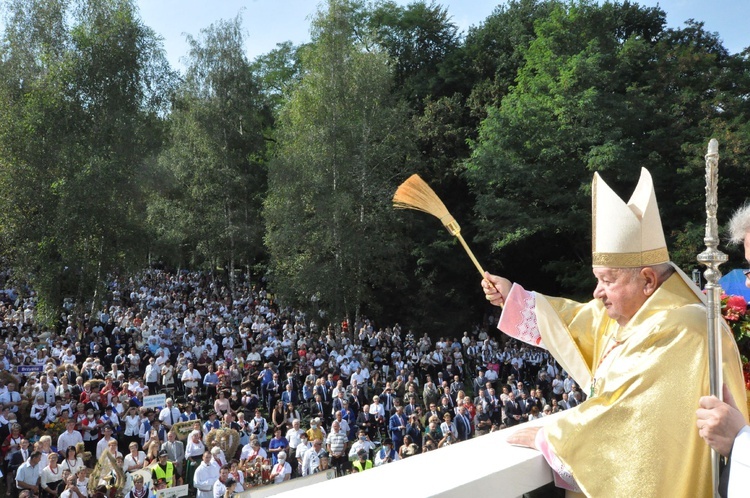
[695,203,750,498]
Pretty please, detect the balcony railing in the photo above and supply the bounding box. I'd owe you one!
[266,415,557,498]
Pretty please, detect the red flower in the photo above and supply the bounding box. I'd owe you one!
[726,295,747,316]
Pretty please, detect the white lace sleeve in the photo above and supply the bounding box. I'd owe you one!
[497,284,545,348]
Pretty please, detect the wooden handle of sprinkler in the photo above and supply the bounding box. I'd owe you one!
[454,232,485,277]
[455,233,505,308]
[441,217,503,308]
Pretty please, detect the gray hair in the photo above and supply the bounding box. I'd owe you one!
[728,203,750,244]
[620,263,674,284]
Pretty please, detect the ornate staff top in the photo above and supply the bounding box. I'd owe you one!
[696,138,724,498]
[697,138,727,278]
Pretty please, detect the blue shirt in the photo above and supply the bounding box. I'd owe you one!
[268,437,289,464]
[203,373,219,386]
[260,369,273,387]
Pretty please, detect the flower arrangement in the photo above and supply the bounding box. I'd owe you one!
[24,416,69,443]
[720,293,750,390]
[44,417,69,438]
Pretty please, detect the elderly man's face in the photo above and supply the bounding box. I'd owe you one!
[592,267,650,326]
[744,235,750,286]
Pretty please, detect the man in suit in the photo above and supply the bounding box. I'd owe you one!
[450,375,465,399]
[310,395,326,426]
[70,377,85,403]
[63,365,78,386]
[280,384,297,408]
[388,406,407,451]
[473,371,487,396]
[473,388,488,408]
[512,381,527,398]
[330,391,346,416]
[356,404,375,440]
[503,392,523,427]
[314,380,329,414]
[486,388,502,424]
[403,395,419,418]
[8,438,31,485]
[518,392,533,420]
[569,388,581,408]
[455,406,472,441]
[282,372,297,397]
[161,430,185,476]
[324,374,336,395]
[347,387,363,414]
[422,380,439,409]
[436,397,453,420]
[559,393,571,410]
[424,402,441,426]
[85,392,103,416]
[380,387,395,413]
[265,374,281,413]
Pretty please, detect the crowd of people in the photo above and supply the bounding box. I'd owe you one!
[0,269,575,497]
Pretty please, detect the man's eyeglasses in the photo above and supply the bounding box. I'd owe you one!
[744,269,750,279]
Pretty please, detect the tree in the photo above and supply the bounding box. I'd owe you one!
[465,0,750,296]
[0,0,173,322]
[150,15,271,284]
[250,40,306,113]
[459,0,562,113]
[369,0,460,105]
[265,0,417,321]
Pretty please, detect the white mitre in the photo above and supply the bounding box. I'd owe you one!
[592,168,669,268]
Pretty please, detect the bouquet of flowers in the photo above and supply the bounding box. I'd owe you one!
[720,293,750,390]
[44,417,69,438]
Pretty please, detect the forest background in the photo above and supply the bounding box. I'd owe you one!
[1,0,749,335]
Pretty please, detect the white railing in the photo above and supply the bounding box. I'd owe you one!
[268,415,557,498]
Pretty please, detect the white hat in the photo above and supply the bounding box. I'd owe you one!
[592,168,668,268]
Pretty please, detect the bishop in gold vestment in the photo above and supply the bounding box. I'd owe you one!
[482,168,748,497]
[497,270,747,497]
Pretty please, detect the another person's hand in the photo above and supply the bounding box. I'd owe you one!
[696,384,747,457]
[481,272,512,307]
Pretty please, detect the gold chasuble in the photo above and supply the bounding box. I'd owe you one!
[535,272,747,497]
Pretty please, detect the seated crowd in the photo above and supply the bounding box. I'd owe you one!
[0,270,579,497]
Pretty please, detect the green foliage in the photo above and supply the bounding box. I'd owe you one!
[461,0,563,113]
[149,15,272,279]
[250,41,306,113]
[466,0,750,296]
[0,0,173,322]
[265,0,417,322]
[369,1,460,104]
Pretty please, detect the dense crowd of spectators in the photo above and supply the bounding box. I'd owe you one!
[0,270,581,497]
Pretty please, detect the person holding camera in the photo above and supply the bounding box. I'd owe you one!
[348,430,376,461]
